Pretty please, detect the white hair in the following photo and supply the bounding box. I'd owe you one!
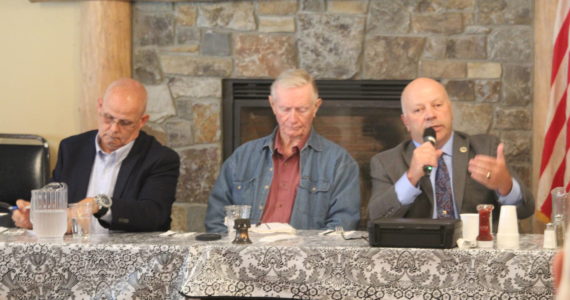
[270,69,319,102]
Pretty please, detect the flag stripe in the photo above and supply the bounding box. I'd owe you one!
[540,92,567,175]
[551,13,570,86]
[540,156,566,218]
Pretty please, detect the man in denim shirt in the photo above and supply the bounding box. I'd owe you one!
[205,69,361,232]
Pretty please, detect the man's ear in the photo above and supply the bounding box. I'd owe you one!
[313,98,322,116]
[400,114,410,131]
[140,114,150,127]
[97,97,103,112]
[268,96,277,114]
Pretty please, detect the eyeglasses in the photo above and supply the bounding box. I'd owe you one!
[100,112,138,128]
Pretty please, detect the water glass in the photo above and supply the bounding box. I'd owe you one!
[69,202,92,239]
[224,205,252,233]
[551,187,568,247]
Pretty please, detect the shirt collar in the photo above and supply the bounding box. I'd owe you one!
[273,130,308,154]
[95,134,136,162]
[264,127,323,152]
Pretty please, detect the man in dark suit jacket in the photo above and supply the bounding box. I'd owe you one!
[368,78,534,223]
[12,78,180,232]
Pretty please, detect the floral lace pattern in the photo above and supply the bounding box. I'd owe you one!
[0,231,555,300]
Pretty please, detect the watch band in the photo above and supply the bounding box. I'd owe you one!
[94,206,109,219]
[93,194,112,219]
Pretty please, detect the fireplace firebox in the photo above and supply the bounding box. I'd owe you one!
[222,79,410,229]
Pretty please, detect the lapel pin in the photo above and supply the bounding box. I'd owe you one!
[460,146,468,153]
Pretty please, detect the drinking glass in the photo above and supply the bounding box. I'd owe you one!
[69,202,92,239]
[224,205,252,234]
[551,187,568,247]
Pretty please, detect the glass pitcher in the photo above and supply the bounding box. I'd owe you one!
[30,182,68,239]
[551,187,568,247]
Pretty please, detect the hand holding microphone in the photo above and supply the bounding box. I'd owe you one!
[406,127,441,186]
[422,127,436,175]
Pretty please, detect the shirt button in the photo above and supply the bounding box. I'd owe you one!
[269,168,273,171]
[264,185,269,189]
[237,185,241,190]
[259,205,263,210]
[311,187,316,192]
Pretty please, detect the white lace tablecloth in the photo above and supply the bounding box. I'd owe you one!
[180,232,555,300]
[0,230,556,299]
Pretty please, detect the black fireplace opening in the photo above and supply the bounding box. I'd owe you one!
[222,79,410,229]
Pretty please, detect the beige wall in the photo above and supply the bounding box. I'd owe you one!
[0,0,81,170]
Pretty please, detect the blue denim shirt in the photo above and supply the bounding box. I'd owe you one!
[205,129,361,232]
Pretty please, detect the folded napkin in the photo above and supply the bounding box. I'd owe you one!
[258,234,298,243]
[250,222,296,234]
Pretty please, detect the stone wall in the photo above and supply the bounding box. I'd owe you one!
[132,0,533,231]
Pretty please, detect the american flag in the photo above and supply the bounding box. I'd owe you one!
[537,0,570,222]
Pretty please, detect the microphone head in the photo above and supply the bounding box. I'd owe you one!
[423,127,436,145]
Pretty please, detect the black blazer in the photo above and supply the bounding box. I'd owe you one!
[52,130,180,232]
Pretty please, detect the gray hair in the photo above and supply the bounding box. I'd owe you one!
[270,69,319,102]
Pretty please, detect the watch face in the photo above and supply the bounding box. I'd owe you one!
[98,195,112,207]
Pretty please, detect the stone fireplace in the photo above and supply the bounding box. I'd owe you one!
[131,0,533,232]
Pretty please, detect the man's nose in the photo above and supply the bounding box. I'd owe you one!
[424,106,436,120]
[288,110,300,122]
[109,120,121,131]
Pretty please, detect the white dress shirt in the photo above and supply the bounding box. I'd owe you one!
[85,134,135,232]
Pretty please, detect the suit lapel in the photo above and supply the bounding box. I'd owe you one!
[452,133,469,213]
[76,133,97,200]
[403,142,434,207]
[112,133,145,199]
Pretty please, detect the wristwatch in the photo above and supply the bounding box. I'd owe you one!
[93,194,112,218]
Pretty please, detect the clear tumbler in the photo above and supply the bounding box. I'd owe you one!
[551,187,568,247]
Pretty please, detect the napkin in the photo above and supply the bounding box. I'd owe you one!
[250,222,296,234]
[258,234,298,243]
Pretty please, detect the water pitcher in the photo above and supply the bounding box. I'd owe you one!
[30,182,68,239]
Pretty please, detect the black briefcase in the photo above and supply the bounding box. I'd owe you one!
[368,218,462,249]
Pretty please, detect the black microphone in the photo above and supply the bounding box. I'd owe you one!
[422,127,436,176]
